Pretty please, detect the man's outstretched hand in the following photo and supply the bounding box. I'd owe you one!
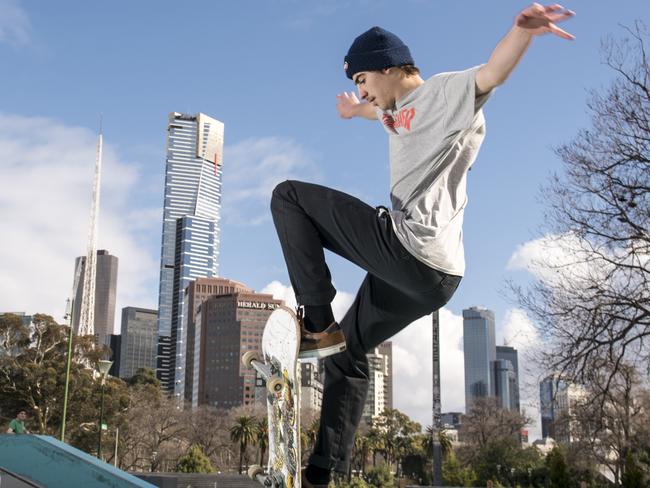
[515,3,575,40]
[336,92,362,119]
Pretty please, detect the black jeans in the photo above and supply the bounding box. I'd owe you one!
[270,180,461,473]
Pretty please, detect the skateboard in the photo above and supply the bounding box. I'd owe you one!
[242,305,302,488]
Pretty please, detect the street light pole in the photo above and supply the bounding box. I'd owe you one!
[96,359,113,460]
[60,298,75,442]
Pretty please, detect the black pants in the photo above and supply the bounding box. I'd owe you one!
[270,180,461,473]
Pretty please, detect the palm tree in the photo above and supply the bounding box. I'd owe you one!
[255,417,268,466]
[230,415,256,474]
[366,428,385,467]
[424,425,452,459]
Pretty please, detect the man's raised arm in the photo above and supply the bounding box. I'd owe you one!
[336,92,378,120]
[476,3,575,95]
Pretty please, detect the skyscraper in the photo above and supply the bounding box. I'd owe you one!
[463,306,496,409]
[156,112,224,394]
[496,345,520,411]
[72,250,118,346]
[119,307,158,380]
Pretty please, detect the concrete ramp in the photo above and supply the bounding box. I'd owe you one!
[0,435,155,488]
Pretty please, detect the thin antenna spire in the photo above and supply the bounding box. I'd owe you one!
[77,119,103,340]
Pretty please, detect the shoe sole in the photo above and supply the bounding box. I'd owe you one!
[298,342,347,359]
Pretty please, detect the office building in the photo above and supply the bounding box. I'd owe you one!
[199,291,283,408]
[72,250,118,345]
[156,112,224,394]
[108,334,121,377]
[184,278,252,407]
[496,345,520,411]
[463,307,496,409]
[539,374,585,443]
[118,307,158,380]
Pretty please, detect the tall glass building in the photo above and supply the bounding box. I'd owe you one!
[119,307,158,380]
[496,345,520,411]
[463,306,496,410]
[156,112,224,397]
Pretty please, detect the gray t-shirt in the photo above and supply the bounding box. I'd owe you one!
[376,65,492,276]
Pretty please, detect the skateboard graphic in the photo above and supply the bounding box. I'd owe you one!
[242,305,302,488]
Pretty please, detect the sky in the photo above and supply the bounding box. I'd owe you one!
[0,0,647,439]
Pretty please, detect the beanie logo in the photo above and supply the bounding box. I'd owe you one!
[343,61,349,71]
[383,108,416,133]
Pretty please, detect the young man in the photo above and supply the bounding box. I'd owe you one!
[270,4,574,486]
[6,409,29,435]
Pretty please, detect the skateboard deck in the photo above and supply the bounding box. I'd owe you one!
[244,305,302,488]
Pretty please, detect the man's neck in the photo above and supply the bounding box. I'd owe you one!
[394,75,424,105]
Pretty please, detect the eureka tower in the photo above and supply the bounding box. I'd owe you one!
[156,112,224,396]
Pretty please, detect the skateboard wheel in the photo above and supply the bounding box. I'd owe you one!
[242,351,260,368]
[248,465,264,478]
[267,375,283,393]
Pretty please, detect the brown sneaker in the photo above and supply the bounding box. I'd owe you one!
[299,322,346,359]
[301,468,329,488]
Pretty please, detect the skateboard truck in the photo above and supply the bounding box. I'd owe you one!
[242,351,284,393]
[248,465,285,487]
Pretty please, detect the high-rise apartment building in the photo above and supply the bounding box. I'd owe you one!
[72,250,118,346]
[363,344,391,423]
[184,278,252,407]
[378,341,393,410]
[301,362,323,412]
[156,112,224,394]
[199,291,283,408]
[118,307,158,380]
[463,307,496,409]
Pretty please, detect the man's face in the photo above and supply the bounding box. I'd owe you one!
[17,411,27,420]
[353,70,395,111]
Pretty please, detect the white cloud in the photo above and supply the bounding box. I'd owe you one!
[0,113,159,328]
[221,137,321,226]
[260,280,355,321]
[0,0,30,46]
[392,307,465,429]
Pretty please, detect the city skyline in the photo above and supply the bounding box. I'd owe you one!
[2,0,647,440]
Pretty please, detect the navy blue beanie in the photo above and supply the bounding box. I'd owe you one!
[344,26,414,80]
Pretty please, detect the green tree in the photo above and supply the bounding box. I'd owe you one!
[230,415,256,474]
[127,367,160,388]
[442,451,476,487]
[255,417,268,466]
[546,447,570,488]
[372,408,420,476]
[365,463,395,488]
[0,313,30,356]
[176,444,214,473]
[366,427,385,467]
[0,314,112,436]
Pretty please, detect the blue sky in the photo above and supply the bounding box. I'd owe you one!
[1,0,648,432]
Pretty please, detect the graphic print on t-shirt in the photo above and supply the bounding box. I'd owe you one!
[382,107,416,134]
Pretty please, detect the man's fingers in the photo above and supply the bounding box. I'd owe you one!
[547,11,575,23]
[544,4,565,12]
[549,23,575,40]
